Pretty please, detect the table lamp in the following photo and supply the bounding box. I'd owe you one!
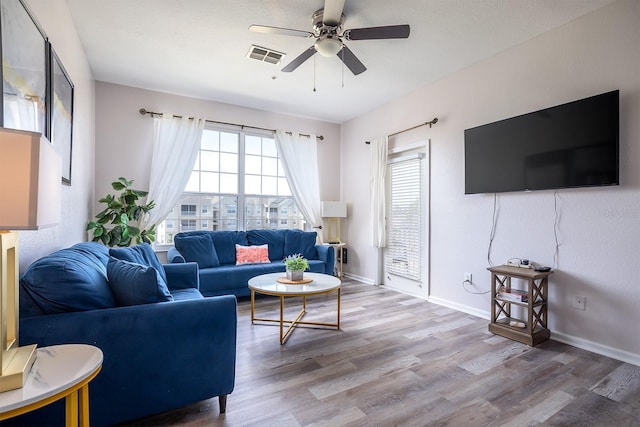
[0,127,61,392]
[321,201,347,244]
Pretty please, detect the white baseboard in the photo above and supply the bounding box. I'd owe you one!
[427,295,489,320]
[426,296,640,366]
[343,279,640,366]
[551,331,640,366]
[342,272,374,285]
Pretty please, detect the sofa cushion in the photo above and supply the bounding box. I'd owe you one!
[235,244,270,265]
[284,230,318,260]
[210,231,248,264]
[19,242,117,315]
[247,229,285,261]
[107,258,173,306]
[109,243,168,285]
[174,234,219,268]
[170,288,205,301]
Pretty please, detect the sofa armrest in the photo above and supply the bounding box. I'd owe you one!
[167,246,186,263]
[163,262,199,291]
[18,296,237,426]
[315,244,335,275]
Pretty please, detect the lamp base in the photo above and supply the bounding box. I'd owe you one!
[0,344,37,392]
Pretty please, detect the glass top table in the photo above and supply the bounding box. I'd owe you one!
[248,272,341,344]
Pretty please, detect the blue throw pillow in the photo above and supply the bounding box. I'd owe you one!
[247,229,285,261]
[284,230,318,260]
[107,258,173,306]
[109,243,168,286]
[174,234,219,268]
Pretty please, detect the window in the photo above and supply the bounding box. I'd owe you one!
[181,205,196,216]
[181,219,197,231]
[157,128,304,244]
[385,154,424,281]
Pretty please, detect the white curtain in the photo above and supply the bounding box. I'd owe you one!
[274,130,323,240]
[369,136,388,248]
[139,113,205,231]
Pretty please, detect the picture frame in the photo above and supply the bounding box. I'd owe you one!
[0,0,49,137]
[49,45,74,185]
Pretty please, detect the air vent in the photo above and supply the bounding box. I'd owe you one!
[247,45,286,65]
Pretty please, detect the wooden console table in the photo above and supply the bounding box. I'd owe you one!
[488,265,553,346]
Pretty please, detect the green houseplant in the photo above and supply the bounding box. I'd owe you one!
[87,177,156,247]
[283,253,309,281]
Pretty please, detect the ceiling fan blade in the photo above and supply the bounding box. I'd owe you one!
[323,0,346,26]
[249,24,313,38]
[337,45,366,75]
[345,24,410,40]
[282,46,316,72]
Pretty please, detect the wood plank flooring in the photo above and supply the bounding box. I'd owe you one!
[120,279,640,426]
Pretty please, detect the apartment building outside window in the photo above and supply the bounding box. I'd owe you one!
[156,128,304,244]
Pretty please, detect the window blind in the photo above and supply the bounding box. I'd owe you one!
[386,155,423,281]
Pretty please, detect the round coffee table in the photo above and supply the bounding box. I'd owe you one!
[248,272,341,344]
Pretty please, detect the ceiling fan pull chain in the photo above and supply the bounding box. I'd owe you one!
[313,54,317,92]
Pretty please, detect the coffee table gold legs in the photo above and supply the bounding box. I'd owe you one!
[251,289,341,345]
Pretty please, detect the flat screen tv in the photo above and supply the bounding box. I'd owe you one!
[464,90,619,194]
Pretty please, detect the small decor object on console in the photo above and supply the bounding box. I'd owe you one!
[283,253,309,281]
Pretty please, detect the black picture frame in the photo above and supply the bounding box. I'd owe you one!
[0,0,49,137]
[49,45,74,185]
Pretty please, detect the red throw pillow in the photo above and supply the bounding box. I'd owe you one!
[235,244,270,265]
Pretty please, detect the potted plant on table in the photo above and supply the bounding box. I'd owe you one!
[283,254,309,281]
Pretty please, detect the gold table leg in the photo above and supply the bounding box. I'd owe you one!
[65,390,78,427]
[79,384,90,427]
[251,289,341,345]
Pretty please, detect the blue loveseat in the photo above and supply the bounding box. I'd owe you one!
[7,242,236,427]
[167,229,335,297]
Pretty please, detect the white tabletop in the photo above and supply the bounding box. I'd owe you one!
[0,344,103,413]
[249,272,340,296]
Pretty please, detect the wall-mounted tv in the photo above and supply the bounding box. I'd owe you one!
[464,90,619,194]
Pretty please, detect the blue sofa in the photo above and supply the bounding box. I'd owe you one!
[7,242,236,427]
[168,229,335,297]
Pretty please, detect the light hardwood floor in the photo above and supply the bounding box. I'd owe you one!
[121,279,640,426]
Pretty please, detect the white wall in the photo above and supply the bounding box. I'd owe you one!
[17,0,95,271]
[94,83,341,239]
[341,0,640,363]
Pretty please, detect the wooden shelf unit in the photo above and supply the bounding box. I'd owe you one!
[488,265,553,347]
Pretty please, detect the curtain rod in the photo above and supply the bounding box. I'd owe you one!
[139,108,324,140]
[365,118,438,144]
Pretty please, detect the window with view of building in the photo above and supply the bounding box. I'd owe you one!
[156,128,304,245]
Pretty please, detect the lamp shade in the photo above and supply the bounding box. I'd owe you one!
[0,128,61,230]
[321,201,347,218]
[315,36,343,57]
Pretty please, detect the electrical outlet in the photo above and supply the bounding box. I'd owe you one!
[573,295,586,310]
[464,273,472,283]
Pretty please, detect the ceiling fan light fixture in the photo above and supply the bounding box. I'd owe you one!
[315,36,343,57]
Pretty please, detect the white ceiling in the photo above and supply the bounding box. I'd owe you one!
[65,0,615,124]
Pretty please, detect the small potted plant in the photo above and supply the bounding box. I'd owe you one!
[283,253,309,281]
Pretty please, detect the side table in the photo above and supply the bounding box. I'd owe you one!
[0,344,103,426]
[323,242,346,277]
[488,265,553,346]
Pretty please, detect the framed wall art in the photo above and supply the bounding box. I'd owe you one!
[50,46,74,185]
[0,0,48,137]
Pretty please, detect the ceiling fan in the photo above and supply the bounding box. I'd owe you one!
[249,0,410,75]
